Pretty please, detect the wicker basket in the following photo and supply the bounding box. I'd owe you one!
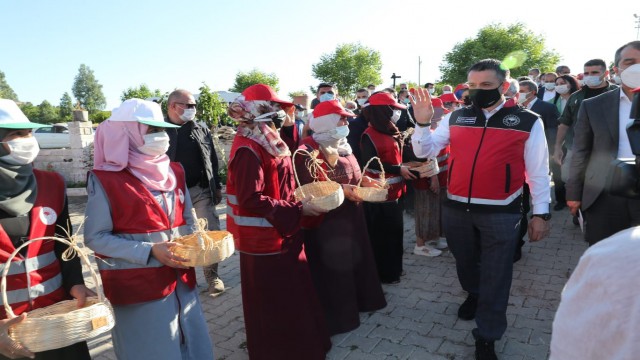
[405,159,440,178]
[173,229,235,267]
[356,157,389,202]
[1,237,115,353]
[293,149,344,212]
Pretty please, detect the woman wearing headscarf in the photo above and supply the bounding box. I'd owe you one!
[0,99,92,360]
[226,84,331,360]
[83,99,213,360]
[360,92,417,284]
[294,100,386,335]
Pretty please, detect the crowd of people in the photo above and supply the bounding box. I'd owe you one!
[0,39,639,360]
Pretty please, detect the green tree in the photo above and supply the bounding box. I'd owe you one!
[18,102,39,122]
[72,64,106,112]
[288,90,308,100]
[0,71,18,101]
[197,83,229,128]
[229,69,279,93]
[312,43,383,99]
[37,100,59,124]
[439,23,561,85]
[120,84,163,102]
[59,92,74,121]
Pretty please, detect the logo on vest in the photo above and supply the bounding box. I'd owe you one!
[503,115,521,127]
[39,207,58,226]
[178,189,185,204]
[456,117,477,124]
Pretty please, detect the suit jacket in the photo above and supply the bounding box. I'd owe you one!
[536,87,546,100]
[566,88,622,210]
[531,99,560,153]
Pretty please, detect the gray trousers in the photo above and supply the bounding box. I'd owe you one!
[443,205,521,341]
[189,185,221,285]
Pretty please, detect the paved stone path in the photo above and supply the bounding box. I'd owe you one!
[67,194,585,360]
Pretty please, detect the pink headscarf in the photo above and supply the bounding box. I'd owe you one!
[93,120,176,192]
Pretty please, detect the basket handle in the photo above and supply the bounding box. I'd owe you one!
[1,236,106,319]
[292,148,332,198]
[358,156,386,187]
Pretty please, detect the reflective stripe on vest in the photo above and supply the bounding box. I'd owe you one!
[0,251,56,277]
[447,186,524,206]
[226,195,275,228]
[1,273,62,306]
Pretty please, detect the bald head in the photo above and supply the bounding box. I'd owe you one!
[167,89,196,124]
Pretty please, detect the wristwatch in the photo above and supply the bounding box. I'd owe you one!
[532,213,552,221]
[416,122,431,128]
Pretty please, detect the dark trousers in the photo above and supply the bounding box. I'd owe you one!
[550,160,566,204]
[584,192,640,246]
[443,205,521,341]
[363,200,404,283]
[0,341,90,360]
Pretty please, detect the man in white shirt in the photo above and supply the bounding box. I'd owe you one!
[410,59,551,360]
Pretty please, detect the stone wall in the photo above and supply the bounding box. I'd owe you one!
[33,121,94,186]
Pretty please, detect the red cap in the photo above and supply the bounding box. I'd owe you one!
[439,93,463,103]
[242,84,293,107]
[313,100,353,118]
[454,83,469,92]
[368,92,407,109]
[409,87,416,94]
[431,97,445,109]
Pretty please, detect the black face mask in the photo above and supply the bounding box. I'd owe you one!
[463,97,472,106]
[469,87,502,109]
[269,110,287,129]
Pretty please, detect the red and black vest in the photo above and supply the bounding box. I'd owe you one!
[447,105,538,208]
[91,163,196,305]
[226,136,285,254]
[0,170,68,317]
[362,127,405,201]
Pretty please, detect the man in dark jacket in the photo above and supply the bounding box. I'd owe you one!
[165,89,225,296]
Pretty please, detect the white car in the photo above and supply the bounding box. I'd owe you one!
[34,124,71,149]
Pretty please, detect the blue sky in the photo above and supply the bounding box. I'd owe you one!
[2,0,638,110]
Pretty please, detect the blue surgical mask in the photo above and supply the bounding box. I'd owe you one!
[402,98,410,104]
[331,125,350,139]
[319,93,335,102]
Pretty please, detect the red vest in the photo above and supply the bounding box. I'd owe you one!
[227,136,285,254]
[362,127,405,201]
[447,106,537,206]
[0,170,68,318]
[91,163,196,305]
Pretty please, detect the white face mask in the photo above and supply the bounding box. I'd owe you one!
[137,132,170,156]
[0,136,40,165]
[621,64,640,89]
[555,84,570,94]
[179,108,197,122]
[544,82,556,91]
[331,125,350,139]
[356,98,367,106]
[390,109,401,123]
[428,88,435,95]
[613,74,622,85]
[518,92,530,104]
[583,75,603,88]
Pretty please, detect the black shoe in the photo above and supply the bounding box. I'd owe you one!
[513,246,522,263]
[458,294,478,320]
[472,328,497,360]
[572,215,580,226]
[553,202,566,211]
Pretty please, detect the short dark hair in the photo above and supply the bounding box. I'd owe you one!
[356,88,368,94]
[317,83,335,92]
[555,65,570,74]
[584,59,607,69]
[424,82,434,88]
[614,41,640,67]
[367,84,375,88]
[468,59,507,83]
[519,80,538,94]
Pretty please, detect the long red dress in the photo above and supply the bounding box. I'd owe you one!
[295,138,387,335]
[230,146,331,360]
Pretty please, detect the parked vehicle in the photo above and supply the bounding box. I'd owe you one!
[34,123,70,148]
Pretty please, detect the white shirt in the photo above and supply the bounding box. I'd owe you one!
[543,89,556,102]
[412,101,550,214]
[526,97,538,109]
[617,90,634,159]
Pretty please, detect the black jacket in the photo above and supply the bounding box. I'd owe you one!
[165,120,222,194]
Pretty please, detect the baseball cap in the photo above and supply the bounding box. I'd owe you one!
[107,98,179,128]
[242,84,293,107]
[312,100,352,118]
[0,99,49,129]
[439,93,463,104]
[368,92,407,109]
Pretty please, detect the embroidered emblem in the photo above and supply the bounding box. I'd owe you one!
[456,117,477,124]
[39,207,58,226]
[503,115,521,127]
[178,189,185,203]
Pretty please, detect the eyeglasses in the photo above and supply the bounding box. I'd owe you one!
[175,102,197,109]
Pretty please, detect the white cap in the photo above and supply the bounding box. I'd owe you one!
[107,98,178,128]
[0,99,49,129]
